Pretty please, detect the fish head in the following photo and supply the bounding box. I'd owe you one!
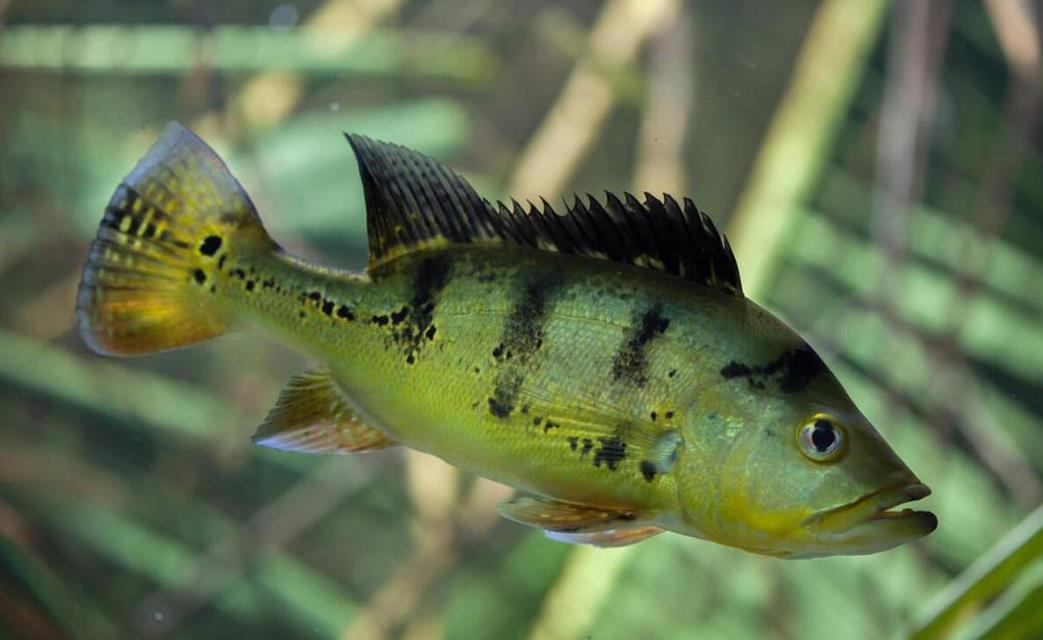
[675,325,936,558]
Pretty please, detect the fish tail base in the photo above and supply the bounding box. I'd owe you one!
[76,122,272,355]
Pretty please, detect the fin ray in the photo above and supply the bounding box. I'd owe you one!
[345,134,742,295]
[544,526,664,547]
[253,369,398,454]
[497,493,646,533]
[77,122,272,355]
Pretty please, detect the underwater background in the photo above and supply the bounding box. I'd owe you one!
[1,1,1042,638]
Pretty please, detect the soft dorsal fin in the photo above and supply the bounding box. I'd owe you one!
[253,368,398,454]
[345,134,743,296]
[345,134,503,266]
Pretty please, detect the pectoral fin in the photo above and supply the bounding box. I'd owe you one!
[497,492,650,535]
[544,526,664,548]
[252,369,397,454]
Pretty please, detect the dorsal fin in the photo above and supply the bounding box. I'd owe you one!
[345,134,503,266]
[345,134,743,296]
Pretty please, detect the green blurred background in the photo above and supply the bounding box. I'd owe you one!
[2,1,1042,638]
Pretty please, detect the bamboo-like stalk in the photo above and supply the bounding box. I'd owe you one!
[507,0,680,200]
[0,25,493,81]
[727,0,890,296]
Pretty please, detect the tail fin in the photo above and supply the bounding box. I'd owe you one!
[76,122,272,356]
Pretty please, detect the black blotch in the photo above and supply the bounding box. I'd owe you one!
[720,361,751,378]
[199,235,222,256]
[245,280,255,292]
[486,274,561,419]
[192,269,206,284]
[218,255,227,270]
[386,255,453,366]
[425,325,437,340]
[580,438,594,457]
[488,396,512,419]
[778,345,827,392]
[390,306,409,325]
[308,291,322,302]
[322,301,334,316]
[298,311,306,318]
[371,315,390,326]
[611,306,670,387]
[533,416,543,426]
[231,268,246,280]
[567,436,579,451]
[664,411,675,420]
[337,305,355,320]
[719,343,826,394]
[543,420,560,434]
[650,411,657,422]
[668,369,677,378]
[592,437,627,470]
[640,460,658,482]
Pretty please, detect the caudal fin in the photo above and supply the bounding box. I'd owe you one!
[76,122,272,355]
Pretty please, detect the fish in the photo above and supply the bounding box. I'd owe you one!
[76,122,937,558]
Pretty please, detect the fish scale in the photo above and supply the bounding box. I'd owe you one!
[75,122,937,557]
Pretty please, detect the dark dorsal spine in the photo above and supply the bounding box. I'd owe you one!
[346,133,743,297]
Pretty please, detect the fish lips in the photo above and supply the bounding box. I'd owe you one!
[804,482,938,554]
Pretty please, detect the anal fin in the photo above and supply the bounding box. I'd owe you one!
[498,493,658,548]
[253,369,397,454]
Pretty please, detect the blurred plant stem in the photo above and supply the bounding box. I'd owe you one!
[727,0,889,295]
[0,328,242,448]
[632,5,692,195]
[128,458,375,636]
[927,0,1043,507]
[0,25,493,82]
[230,0,403,133]
[508,0,679,200]
[911,505,1043,640]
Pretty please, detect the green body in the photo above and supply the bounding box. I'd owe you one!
[221,241,805,537]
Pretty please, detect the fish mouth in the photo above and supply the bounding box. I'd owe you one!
[806,482,937,554]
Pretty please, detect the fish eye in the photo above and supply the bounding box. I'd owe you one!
[797,414,845,462]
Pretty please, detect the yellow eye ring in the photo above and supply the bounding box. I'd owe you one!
[797,414,846,462]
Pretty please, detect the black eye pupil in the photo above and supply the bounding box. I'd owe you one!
[811,420,836,452]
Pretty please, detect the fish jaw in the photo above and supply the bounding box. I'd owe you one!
[801,481,937,556]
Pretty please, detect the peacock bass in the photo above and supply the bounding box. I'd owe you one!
[76,123,937,558]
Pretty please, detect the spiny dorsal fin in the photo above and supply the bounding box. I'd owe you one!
[345,134,743,296]
[253,368,397,454]
[496,193,742,296]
